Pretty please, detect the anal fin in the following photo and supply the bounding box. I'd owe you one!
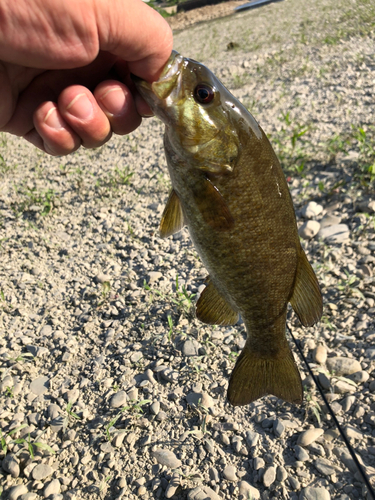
[290,248,323,327]
[227,346,303,406]
[159,189,185,238]
[196,279,239,325]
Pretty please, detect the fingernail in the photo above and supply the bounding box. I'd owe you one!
[44,107,64,129]
[66,93,93,120]
[99,88,126,115]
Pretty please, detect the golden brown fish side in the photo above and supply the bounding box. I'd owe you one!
[162,125,322,406]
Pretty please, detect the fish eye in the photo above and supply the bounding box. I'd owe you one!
[194,84,215,105]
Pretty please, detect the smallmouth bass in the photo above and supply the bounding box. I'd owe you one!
[134,51,323,406]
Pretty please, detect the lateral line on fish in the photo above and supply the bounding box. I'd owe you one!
[287,324,375,500]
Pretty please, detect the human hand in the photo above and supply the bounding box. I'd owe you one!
[0,0,173,155]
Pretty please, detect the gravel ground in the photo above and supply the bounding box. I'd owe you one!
[1,0,375,499]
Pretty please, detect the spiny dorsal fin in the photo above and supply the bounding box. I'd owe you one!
[227,346,303,406]
[196,279,239,325]
[192,177,234,232]
[290,248,323,327]
[159,189,185,238]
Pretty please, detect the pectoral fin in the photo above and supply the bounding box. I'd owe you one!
[196,278,239,325]
[159,189,185,238]
[192,178,235,231]
[290,248,323,327]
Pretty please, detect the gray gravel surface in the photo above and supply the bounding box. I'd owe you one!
[1,0,375,498]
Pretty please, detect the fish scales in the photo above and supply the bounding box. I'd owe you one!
[134,51,323,406]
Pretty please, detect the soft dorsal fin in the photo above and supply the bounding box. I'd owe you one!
[192,177,235,232]
[290,248,323,327]
[159,189,185,238]
[196,278,239,325]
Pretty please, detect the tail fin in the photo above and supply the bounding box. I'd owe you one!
[227,347,303,406]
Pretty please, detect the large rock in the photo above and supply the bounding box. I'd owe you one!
[326,357,361,376]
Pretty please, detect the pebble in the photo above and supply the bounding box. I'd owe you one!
[299,221,320,239]
[186,391,213,409]
[182,339,201,356]
[30,375,50,395]
[299,487,331,500]
[253,457,265,470]
[301,201,323,218]
[333,380,356,394]
[295,445,309,461]
[239,481,260,499]
[344,425,363,440]
[341,395,356,412]
[320,214,341,228]
[347,370,369,384]
[165,473,180,498]
[32,463,54,480]
[44,479,61,498]
[147,271,163,283]
[317,224,350,243]
[326,357,361,376]
[318,373,331,390]
[152,449,182,469]
[297,428,324,446]
[8,484,28,500]
[263,466,276,487]
[223,464,237,481]
[245,430,259,447]
[150,401,160,415]
[314,458,341,476]
[187,486,221,500]
[109,391,127,408]
[313,345,327,364]
[277,465,288,482]
[273,419,285,437]
[2,453,20,477]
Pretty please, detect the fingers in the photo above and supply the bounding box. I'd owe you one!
[31,81,144,155]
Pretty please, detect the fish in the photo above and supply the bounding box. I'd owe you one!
[133,51,323,406]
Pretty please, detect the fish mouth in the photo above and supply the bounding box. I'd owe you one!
[132,50,184,103]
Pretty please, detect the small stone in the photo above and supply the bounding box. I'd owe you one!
[8,484,28,500]
[289,477,300,490]
[313,345,327,364]
[148,271,163,283]
[333,380,356,394]
[186,391,213,409]
[320,214,341,229]
[130,351,143,363]
[239,481,260,499]
[137,485,147,496]
[263,466,276,487]
[314,458,341,476]
[273,419,285,437]
[150,401,160,415]
[30,375,50,395]
[299,221,320,239]
[253,457,265,470]
[223,464,237,481]
[245,430,259,447]
[32,463,54,480]
[187,486,221,500]
[2,453,20,477]
[326,357,361,376]
[347,371,369,384]
[20,494,38,500]
[209,467,220,482]
[341,395,356,412]
[299,487,331,500]
[156,411,168,421]
[301,201,323,218]
[297,428,324,446]
[152,449,181,469]
[110,391,127,408]
[95,272,111,283]
[295,445,309,462]
[182,339,201,356]
[44,479,61,498]
[318,373,331,390]
[277,465,288,482]
[165,473,180,498]
[344,425,363,440]
[317,224,350,243]
[40,325,53,337]
[47,404,60,421]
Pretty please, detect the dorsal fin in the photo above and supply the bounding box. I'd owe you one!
[192,177,234,232]
[196,278,239,325]
[290,248,323,327]
[159,189,185,238]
